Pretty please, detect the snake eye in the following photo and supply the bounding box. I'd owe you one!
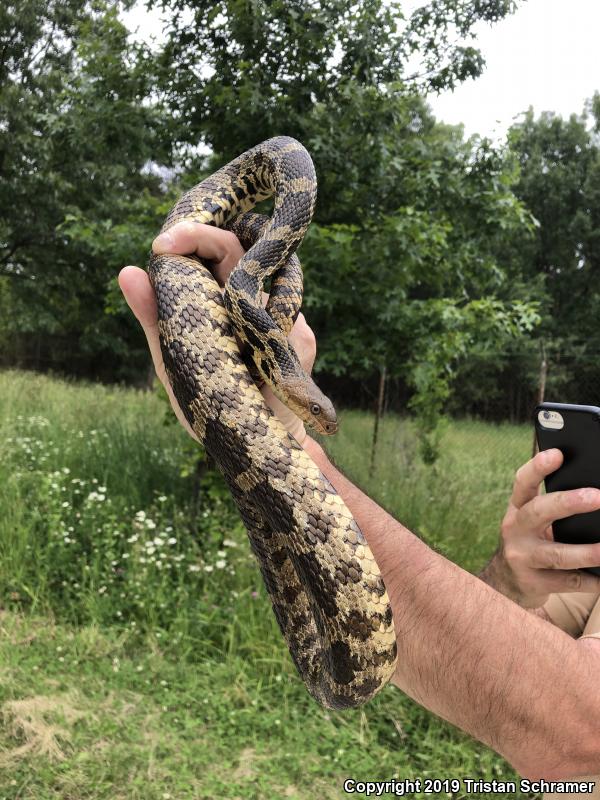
[310,403,321,416]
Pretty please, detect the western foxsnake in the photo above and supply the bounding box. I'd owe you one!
[148,137,397,708]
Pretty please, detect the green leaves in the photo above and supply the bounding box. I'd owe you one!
[299,120,539,462]
[0,0,168,379]
[404,298,540,461]
[502,102,600,399]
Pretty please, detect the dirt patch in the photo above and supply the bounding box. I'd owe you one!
[0,692,86,765]
[233,746,264,780]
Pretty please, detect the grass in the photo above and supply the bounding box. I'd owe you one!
[323,410,531,572]
[0,369,539,799]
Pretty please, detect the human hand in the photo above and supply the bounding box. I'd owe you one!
[480,448,600,607]
[119,221,316,445]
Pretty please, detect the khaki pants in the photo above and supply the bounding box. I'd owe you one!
[543,593,600,799]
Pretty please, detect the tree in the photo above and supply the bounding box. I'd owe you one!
[301,127,539,459]
[0,1,167,379]
[501,100,600,403]
[153,0,519,181]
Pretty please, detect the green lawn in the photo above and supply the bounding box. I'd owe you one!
[0,370,538,799]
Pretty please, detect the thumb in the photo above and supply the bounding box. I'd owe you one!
[118,265,159,334]
[119,265,199,441]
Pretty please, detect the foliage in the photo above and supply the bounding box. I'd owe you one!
[3,0,597,432]
[506,101,600,357]
[152,0,521,239]
[154,0,518,157]
[445,98,600,418]
[301,127,539,458]
[0,0,167,379]
[148,0,539,453]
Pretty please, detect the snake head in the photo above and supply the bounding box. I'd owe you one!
[282,374,338,435]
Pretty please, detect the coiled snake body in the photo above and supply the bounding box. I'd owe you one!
[148,137,397,708]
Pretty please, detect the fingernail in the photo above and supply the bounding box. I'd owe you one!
[153,232,173,252]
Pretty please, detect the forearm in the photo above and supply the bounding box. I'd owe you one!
[303,436,600,779]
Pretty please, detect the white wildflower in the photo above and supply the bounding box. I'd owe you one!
[87,491,105,502]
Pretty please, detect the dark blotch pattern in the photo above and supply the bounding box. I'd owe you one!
[228,269,259,299]
[292,548,339,620]
[204,416,252,478]
[328,640,359,686]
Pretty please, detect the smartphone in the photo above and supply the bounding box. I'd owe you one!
[535,402,600,577]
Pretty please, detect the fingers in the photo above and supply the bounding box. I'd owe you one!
[153,222,245,287]
[288,312,317,374]
[121,251,318,445]
[518,487,600,530]
[530,567,600,595]
[530,540,600,571]
[119,266,161,366]
[119,264,158,330]
[151,223,314,372]
[510,448,563,509]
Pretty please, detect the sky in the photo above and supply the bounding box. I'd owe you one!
[123,0,600,141]
[422,0,600,140]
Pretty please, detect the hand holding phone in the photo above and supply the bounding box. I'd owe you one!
[482,443,600,608]
[535,402,600,577]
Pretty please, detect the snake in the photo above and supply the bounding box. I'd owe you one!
[147,136,397,709]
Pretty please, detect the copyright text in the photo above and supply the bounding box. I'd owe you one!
[343,778,597,796]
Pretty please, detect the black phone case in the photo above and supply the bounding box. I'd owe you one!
[535,402,600,577]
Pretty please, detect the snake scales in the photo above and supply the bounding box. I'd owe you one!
[148,136,397,709]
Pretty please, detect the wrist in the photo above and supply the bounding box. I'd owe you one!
[479,549,524,605]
